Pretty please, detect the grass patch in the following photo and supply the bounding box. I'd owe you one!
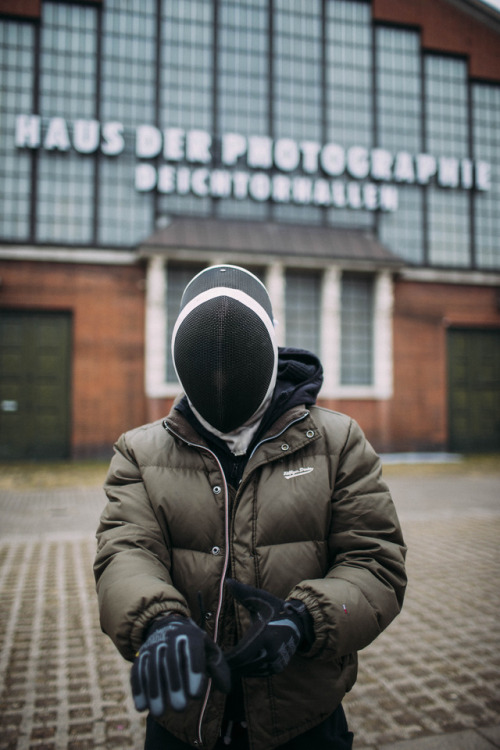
[0,454,498,490]
[382,453,500,478]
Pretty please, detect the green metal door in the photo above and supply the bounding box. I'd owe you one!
[448,328,500,452]
[0,310,72,460]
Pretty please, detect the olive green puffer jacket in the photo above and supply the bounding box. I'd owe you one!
[94,404,406,750]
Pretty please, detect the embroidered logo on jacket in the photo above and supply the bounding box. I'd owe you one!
[283,467,314,479]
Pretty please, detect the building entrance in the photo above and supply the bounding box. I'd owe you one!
[448,328,500,452]
[0,310,72,460]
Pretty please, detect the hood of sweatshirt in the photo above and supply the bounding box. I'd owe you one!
[175,347,323,456]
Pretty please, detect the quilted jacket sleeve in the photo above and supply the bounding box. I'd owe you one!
[289,416,407,660]
[94,431,190,661]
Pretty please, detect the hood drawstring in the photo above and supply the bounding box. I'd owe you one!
[222,719,248,745]
[223,720,234,745]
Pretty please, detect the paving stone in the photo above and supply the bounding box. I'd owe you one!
[478,726,500,748]
[337,510,500,747]
[379,729,498,749]
[1,479,499,750]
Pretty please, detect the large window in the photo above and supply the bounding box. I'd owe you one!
[99,0,157,246]
[325,0,373,229]
[158,0,214,218]
[0,20,34,241]
[216,0,269,220]
[425,55,470,267]
[272,0,323,225]
[340,273,374,385]
[1,0,499,271]
[146,260,392,400]
[284,269,322,353]
[473,83,500,270]
[37,2,97,244]
[376,26,424,264]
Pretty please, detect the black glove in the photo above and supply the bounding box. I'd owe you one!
[131,615,231,716]
[224,579,314,677]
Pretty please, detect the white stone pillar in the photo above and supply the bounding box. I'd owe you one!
[145,255,167,397]
[321,266,342,394]
[265,263,286,346]
[373,270,394,399]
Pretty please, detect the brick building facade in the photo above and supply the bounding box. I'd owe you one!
[0,0,499,459]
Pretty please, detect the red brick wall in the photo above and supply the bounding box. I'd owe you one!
[3,262,497,457]
[372,0,500,81]
[147,397,175,425]
[389,280,500,452]
[317,397,393,453]
[0,0,41,19]
[0,260,147,458]
[146,280,500,455]
[321,280,500,453]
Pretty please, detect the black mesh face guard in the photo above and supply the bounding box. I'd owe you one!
[173,297,275,433]
[172,266,277,434]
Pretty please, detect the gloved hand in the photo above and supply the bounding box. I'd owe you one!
[224,579,314,677]
[131,615,231,716]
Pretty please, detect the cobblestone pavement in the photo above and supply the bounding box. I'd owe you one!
[0,472,499,750]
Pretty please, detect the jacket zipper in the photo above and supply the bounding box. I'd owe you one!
[164,410,309,745]
[163,422,230,746]
[248,410,310,461]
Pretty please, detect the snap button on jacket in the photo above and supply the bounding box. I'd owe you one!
[94,405,407,750]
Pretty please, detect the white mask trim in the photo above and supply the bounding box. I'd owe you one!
[183,264,271,300]
[172,287,274,343]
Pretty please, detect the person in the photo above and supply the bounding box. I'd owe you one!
[94,264,407,750]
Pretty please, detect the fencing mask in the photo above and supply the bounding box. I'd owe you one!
[172,265,278,435]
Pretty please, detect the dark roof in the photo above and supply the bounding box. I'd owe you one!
[140,216,403,267]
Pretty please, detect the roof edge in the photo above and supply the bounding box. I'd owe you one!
[138,216,405,268]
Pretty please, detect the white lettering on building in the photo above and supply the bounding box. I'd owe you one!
[438,157,460,188]
[101,121,124,155]
[135,165,401,212]
[393,151,415,183]
[222,133,246,166]
[15,114,41,148]
[164,128,185,161]
[44,117,71,151]
[371,149,393,181]
[136,125,162,159]
[416,153,437,184]
[247,136,273,169]
[16,114,125,155]
[476,161,491,191]
[347,147,370,180]
[73,119,100,154]
[274,138,300,172]
[14,114,493,212]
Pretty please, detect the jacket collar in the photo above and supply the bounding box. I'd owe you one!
[164,401,314,455]
[163,406,210,448]
[170,347,323,457]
